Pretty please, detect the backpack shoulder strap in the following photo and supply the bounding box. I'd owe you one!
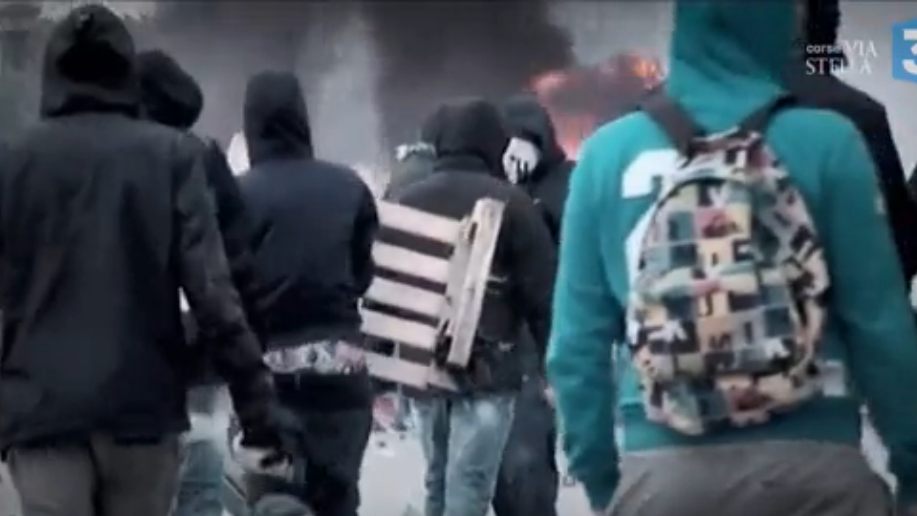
[737,94,796,134]
[641,90,705,156]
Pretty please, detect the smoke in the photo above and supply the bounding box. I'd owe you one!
[147,2,348,146]
[34,1,916,173]
[147,1,576,177]
[365,1,576,154]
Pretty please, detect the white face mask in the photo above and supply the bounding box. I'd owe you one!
[227,131,250,176]
[502,137,541,184]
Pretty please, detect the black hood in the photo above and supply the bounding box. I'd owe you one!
[243,71,313,166]
[137,50,203,130]
[501,94,566,171]
[803,0,846,67]
[40,5,139,119]
[423,98,508,176]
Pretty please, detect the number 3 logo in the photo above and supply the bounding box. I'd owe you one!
[903,29,917,75]
[893,20,917,83]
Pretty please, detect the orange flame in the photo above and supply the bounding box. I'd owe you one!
[530,52,664,159]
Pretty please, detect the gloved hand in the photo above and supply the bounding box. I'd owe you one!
[236,400,302,469]
[502,137,541,184]
[230,430,295,479]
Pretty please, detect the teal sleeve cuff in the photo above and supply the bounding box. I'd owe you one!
[897,487,916,507]
[890,448,917,506]
[582,467,620,513]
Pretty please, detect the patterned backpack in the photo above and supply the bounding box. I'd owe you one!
[629,94,830,435]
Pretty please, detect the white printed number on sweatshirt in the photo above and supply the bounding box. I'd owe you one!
[621,150,679,341]
[909,275,917,310]
[621,149,680,279]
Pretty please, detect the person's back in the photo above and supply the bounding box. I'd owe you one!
[547,2,917,515]
[138,48,265,362]
[0,7,282,516]
[237,70,377,516]
[239,72,376,346]
[393,97,555,516]
[393,98,555,377]
[137,48,264,516]
[1,7,197,445]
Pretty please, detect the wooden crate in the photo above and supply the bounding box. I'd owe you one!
[361,198,504,391]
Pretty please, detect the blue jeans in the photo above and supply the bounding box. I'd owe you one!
[413,394,516,516]
[175,386,225,516]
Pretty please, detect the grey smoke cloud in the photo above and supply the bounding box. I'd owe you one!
[86,1,913,176]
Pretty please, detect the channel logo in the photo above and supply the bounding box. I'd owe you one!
[892,17,917,83]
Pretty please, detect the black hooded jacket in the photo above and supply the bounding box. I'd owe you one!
[239,71,378,409]
[392,98,556,394]
[501,94,574,243]
[0,6,274,447]
[787,0,917,289]
[138,50,266,364]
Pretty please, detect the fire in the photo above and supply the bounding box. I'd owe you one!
[530,52,664,159]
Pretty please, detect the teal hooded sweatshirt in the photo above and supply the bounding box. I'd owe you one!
[547,0,917,510]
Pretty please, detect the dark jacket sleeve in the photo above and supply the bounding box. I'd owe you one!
[862,107,917,284]
[506,191,557,369]
[531,160,574,244]
[352,183,379,297]
[171,135,274,426]
[202,139,266,339]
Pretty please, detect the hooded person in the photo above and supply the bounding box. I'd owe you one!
[137,49,266,367]
[0,6,290,516]
[390,97,556,516]
[136,48,265,516]
[384,107,447,199]
[499,94,573,243]
[547,1,917,515]
[387,140,436,198]
[785,0,917,298]
[235,70,378,516]
[490,93,566,516]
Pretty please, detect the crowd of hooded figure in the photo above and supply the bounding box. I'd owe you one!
[3,1,917,516]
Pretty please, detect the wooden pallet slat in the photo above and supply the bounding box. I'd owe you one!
[365,278,445,319]
[373,243,450,285]
[361,309,438,351]
[446,199,504,366]
[377,202,460,244]
[364,353,456,390]
[362,198,505,392]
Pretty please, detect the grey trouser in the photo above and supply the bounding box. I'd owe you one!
[8,433,182,516]
[606,441,892,516]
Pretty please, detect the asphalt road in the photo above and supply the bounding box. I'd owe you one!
[0,421,893,516]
